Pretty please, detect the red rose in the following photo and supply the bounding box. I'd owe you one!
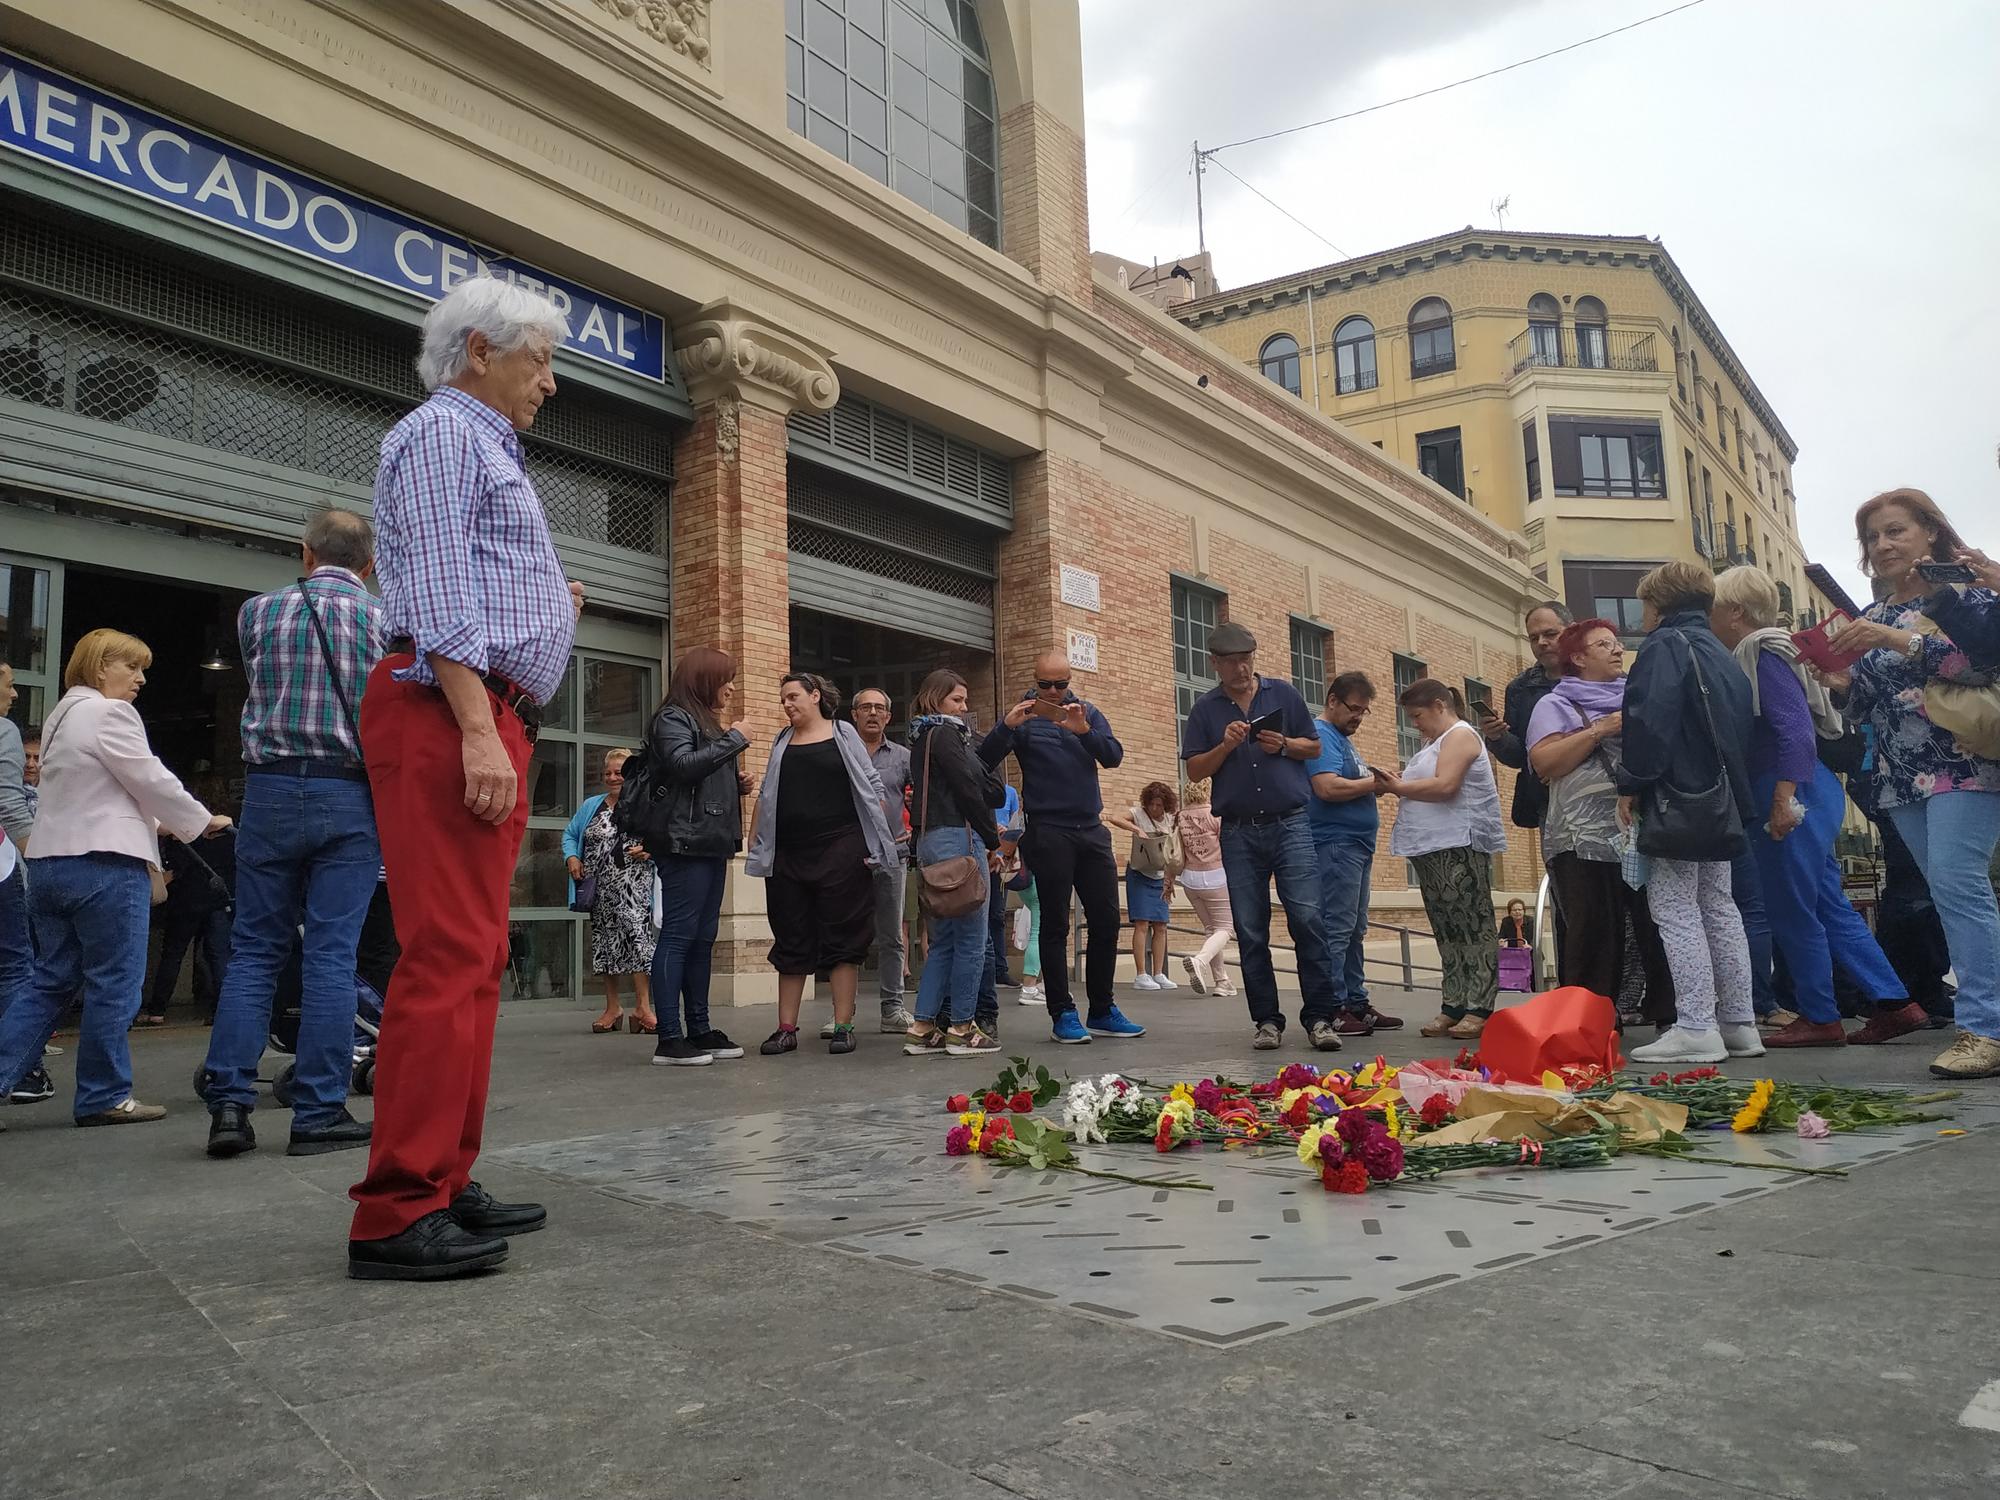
[944,1125,972,1156]
[1008,1091,1035,1114]
[946,1094,971,1112]
[982,1091,1007,1112]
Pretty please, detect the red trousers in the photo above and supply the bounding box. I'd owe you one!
[349,658,531,1242]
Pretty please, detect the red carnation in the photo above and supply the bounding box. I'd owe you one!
[1649,1073,1670,1085]
[1281,1096,1313,1130]
[946,1093,971,1112]
[1359,1135,1404,1183]
[1008,1091,1035,1114]
[1419,1095,1453,1127]
[1320,1159,1370,1194]
[982,1091,1007,1112]
[1335,1108,1378,1146]
[1317,1134,1345,1166]
[985,1116,1015,1143]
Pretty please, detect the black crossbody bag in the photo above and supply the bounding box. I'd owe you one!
[1636,631,1745,861]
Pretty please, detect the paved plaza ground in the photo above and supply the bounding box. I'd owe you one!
[4,979,1998,1500]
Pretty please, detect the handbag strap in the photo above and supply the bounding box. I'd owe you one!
[296,580,363,750]
[1669,629,1730,775]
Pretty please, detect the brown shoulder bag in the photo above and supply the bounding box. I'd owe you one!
[916,728,987,918]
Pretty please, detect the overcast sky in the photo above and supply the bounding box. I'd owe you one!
[1080,0,2000,602]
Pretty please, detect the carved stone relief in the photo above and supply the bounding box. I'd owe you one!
[676,298,840,415]
[587,0,711,68]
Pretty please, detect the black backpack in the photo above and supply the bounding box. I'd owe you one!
[610,713,677,844]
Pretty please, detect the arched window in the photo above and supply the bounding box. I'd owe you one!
[1259,334,1302,396]
[1410,297,1454,377]
[785,0,1000,248]
[1574,296,1607,368]
[1526,293,1561,366]
[1333,316,1377,394]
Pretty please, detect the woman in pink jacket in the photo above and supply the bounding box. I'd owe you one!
[0,630,228,1126]
[1173,778,1236,996]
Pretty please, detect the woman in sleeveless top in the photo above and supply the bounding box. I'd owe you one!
[1377,678,1506,1040]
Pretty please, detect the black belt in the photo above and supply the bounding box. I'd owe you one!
[1227,807,1305,827]
[248,758,369,783]
[387,638,542,741]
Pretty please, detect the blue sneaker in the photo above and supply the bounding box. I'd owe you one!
[1087,1006,1146,1039]
[1050,1011,1092,1045]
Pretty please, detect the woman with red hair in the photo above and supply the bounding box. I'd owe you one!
[1526,618,1675,1023]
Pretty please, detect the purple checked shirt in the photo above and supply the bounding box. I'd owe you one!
[372,387,575,706]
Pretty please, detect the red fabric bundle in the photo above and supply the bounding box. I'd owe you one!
[1476,986,1623,1083]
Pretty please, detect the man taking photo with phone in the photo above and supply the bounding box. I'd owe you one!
[979,650,1144,1045]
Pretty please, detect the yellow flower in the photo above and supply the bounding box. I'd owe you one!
[1162,1096,1196,1126]
[1169,1083,1196,1107]
[1383,1101,1403,1140]
[959,1109,987,1130]
[1731,1079,1775,1133]
[1296,1122,1327,1166]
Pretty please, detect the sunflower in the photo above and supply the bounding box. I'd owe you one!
[1731,1079,1776,1133]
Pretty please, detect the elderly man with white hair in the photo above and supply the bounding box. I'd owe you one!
[346,276,585,1282]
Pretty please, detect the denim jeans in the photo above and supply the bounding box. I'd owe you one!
[651,853,727,1040]
[0,865,33,1036]
[915,828,989,1027]
[1731,848,1776,1016]
[0,853,153,1117]
[1888,790,2000,1040]
[202,774,380,1129]
[1313,835,1373,1010]
[987,868,1014,985]
[1751,764,1905,1024]
[1221,810,1339,1032]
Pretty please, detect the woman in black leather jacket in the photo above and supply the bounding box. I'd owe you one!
[633,647,752,1066]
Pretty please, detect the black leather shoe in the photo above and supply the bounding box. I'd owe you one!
[449,1180,547,1237]
[206,1103,256,1158]
[287,1109,372,1157]
[348,1209,508,1281]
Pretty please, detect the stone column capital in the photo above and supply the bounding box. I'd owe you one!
[674,299,839,416]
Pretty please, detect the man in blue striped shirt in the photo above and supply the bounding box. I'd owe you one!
[347,277,583,1283]
[202,509,384,1163]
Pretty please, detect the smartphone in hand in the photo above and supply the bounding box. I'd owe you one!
[1247,709,1284,735]
[1032,698,1068,720]
[1916,561,1977,586]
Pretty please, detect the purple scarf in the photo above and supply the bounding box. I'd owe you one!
[1547,674,1626,720]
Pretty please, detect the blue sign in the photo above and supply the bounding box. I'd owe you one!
[0,50,668,383]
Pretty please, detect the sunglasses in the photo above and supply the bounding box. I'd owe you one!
[1036,678,1071,691]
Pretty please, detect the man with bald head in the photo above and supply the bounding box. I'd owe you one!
[980,650,1143,1044]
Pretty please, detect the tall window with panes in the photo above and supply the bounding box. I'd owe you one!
[1172,580,1222,744]
[1392,652,1426,763]
[1290,618,1328,706]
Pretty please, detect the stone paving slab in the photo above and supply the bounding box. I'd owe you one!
[492,1084,2000,1348]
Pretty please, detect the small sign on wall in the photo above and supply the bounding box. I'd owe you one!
[1066,629,1100,674]
[1060,565,1102,612]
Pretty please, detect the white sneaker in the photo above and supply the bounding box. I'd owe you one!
[1016,984,1044,1007]
[1151,972,1178,991]
[1720,1023,1766,1058]
[1180,956,1208,995]
[817,1019,837,1040]
[1628,1026,1728,1064]
[1132,973,1161,992]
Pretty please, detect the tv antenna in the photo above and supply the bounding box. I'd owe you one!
[1491,194,1512,231]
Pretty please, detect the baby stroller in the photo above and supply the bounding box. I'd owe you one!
[191,880,400,1106]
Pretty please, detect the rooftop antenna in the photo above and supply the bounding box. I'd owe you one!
[1491,194,1512,232]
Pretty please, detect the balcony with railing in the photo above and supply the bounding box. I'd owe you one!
[1509,326,1660,378]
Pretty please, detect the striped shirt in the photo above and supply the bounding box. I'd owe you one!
[372,387,575,707]
[237,567,385,767]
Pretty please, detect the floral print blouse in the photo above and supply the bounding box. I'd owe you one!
[1844,587,2000,810]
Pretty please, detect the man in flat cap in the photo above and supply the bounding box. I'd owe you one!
[1181,621,1341,1054]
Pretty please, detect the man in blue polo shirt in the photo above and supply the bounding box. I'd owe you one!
[1308,671,1400,1037]
[1181,622,1341,1052]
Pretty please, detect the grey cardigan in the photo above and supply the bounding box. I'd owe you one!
[745,718,899,877]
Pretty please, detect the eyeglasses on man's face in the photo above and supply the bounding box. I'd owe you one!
[1339,700,1372,716]
[1036,678,1070,691]
[854,701,891,715]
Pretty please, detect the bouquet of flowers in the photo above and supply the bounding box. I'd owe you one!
[943,1110,1210,1189]
[1294,1107,1406,1193]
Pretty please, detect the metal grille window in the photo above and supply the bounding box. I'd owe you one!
[1173,579,1222,740]
[787,392,1011,527]
[787,459,995,604]
[786,0,1000,248]
[1392,652,1426,763]
[0,197,673,557]
[1289,617,1328,705]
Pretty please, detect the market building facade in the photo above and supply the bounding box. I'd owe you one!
[1,0,1539,1004]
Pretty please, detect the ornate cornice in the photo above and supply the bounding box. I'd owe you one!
[675,299,839,415]
[585,0,711,69]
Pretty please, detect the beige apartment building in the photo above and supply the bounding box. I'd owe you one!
[1177,230,1814,636]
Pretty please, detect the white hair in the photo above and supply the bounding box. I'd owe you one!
[415,276,570,391]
